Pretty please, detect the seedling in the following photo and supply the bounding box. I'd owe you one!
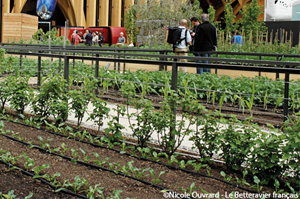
[235,169,250,187]
[61,143,70,155]
[86,184,104,199]
[93,153,110,167]
[71,148,79,159]
[32,164,49,175]
[179,182,199,197]
[251,176,263,192]
[38,136,53,149]
[191,162,208,172]
[79,148,91,162]
[178,160,196,169]
[149,169,165,184]
[220,171,232,182]
[22,152,35,171]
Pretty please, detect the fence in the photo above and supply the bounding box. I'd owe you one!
[1,45,300,126]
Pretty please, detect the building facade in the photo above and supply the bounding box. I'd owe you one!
[0,0,264,41]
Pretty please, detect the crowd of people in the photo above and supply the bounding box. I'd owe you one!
[71,30,126,47]
[71,30,105,46]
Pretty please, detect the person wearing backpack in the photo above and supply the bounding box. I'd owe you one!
[173,19,192,73]
[191,14,217,75]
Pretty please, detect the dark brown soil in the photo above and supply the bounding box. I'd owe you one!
[0,118,277,199]
[0,164,78,199]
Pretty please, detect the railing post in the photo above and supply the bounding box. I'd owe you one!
[215,52,218,74]
[118,50,121,72]
[276,56,280,79]
[123,50,126,72]
[19,55,22,70]
[73,52,75,70]
[59,52,62,73]
[37,56,41,88]
[259,56,261,76]
[114,49,117,70]
[170,62,178,141]
[283,72,290,122]
[159,51,164,71]
[82,53,84,63]
[95,54,99,96]
[64,56,70,90]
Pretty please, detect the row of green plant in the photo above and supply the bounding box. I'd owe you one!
[0,190,32,199]
[0,148,132,199]
[0,72,299,193]
[1,113,297,196]
[1,54,300,114]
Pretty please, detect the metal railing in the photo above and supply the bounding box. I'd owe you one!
[1,45,300,124]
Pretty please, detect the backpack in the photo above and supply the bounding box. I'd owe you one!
[167,27,187,49]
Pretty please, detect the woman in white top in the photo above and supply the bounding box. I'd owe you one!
[92,32,99,45]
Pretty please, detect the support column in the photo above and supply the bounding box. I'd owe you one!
[112,0,122,27]
[86,0,96,28]
[2,0,10,42]
[14,0,23,13]
[99,0,109,26]
[73,0,85,27]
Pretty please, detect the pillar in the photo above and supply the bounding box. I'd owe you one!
[112,0,122,27]
[86,0,96,28]
[2,0,10,42]
[99,0,109,26]
[14,0,23,13]
[73,0,85,27]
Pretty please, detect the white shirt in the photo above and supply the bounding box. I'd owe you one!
[176,26,191,49]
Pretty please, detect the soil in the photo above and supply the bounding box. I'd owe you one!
[0,116,280,199]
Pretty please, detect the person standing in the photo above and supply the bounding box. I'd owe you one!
[92,32,99,45]
[231,30,244,45]
[98,32,104,47]
[174,19,192,73]
[85,30,93,46]
[190,14,217,75]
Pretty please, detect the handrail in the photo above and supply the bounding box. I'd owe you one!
[2,42,300,59]
[1,45,299,123]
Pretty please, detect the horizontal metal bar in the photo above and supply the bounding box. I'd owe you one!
[5,51,300,75]
[4,47,300,67]
[3,42,300,58]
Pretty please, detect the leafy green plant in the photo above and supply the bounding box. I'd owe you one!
[93,153,110,167]
[79,148,91,163]
[22,152,35,171]
[149,169,165,184]
[32,164,49,175]
[38,136,53,149]
[87,97,110,133]
[8,74,34,114]
[104,105,126,143]
[32,74,68,124]
[63,176,88,193]
[179,182,199,198]
[69,89,91,127]
[127,98,157,147]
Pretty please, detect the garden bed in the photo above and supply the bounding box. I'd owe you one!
[0,114,293,199]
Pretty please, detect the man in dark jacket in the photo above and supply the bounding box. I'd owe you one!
[85,30,93,46]
[191,14,217,75]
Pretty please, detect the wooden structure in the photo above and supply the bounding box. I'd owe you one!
[0,0,265,42]
[2,13,38,42]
